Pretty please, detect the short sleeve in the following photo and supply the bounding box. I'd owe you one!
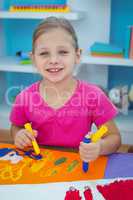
[91,87,118,126]
[10,92,28,126]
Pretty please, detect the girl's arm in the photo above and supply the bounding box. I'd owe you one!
[98,120,121,155]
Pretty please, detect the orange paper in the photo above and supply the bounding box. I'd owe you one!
[0,143,108,184]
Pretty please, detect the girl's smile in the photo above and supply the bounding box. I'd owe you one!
[46,67,64,73]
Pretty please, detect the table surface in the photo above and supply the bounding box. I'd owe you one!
[0,130,133,200]
[0,147,133,200]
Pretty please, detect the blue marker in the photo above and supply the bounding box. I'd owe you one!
[82,126,108,172]
[82,136,91,172]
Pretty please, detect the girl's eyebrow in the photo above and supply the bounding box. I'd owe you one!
[36,47,48,51]
[35,45,49,51]
[35,48,49,53]
[57,46,70,49]
[35,44,71,52]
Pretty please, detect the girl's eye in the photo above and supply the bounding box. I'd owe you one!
[59,50,68,55]
[39,52,49,56]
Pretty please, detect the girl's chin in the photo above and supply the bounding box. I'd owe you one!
[49,79,64,84]
[44,77,64,84]
[43,73,65,83]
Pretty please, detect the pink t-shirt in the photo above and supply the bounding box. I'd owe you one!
[10,80,118,147]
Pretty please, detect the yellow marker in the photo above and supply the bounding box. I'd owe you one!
[24,123,40,155]
[91,125,108,142]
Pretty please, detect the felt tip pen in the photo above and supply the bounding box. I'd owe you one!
[82,135,91,172]
[82,125,108,172]
[24,123,40,155]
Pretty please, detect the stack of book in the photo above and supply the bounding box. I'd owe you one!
[9,0,70,13]
[90,42,124,58]
[124,26,133,59]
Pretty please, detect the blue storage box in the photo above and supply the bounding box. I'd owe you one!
[10,0,67,6]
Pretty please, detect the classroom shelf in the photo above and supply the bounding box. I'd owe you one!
[0,57,36,73]
[82,55,133,67]
[0,56,133,74]
[0,11,85,20]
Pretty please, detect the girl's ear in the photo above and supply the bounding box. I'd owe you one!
[75,48,82,64]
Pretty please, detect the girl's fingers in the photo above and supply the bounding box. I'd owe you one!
[24,131,35,141]
[80,152,97,162]
[15,128,38,149]
[79,143,100,161]
[33,130,38,137]
[80,142,93,150]
[18,132,32,146]
[15,130,33,149]
[24,130,38,140]
[15,140,26,149]
[21,136,32,146]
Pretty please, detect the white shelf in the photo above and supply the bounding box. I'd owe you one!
[0,56,133,74]
[82,55,133,67]
[0,11,85,20]
[0,57,36,73]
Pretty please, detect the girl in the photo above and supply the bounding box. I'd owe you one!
[10,17,121,163]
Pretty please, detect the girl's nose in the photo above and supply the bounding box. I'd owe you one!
[49,54,59,64]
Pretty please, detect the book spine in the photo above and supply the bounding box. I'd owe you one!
[129,27,133,59]
[124,26,131,58]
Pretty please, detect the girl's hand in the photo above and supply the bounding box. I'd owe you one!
[79,140,102,162]
[14,129,38,149]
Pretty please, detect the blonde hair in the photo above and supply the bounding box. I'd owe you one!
[32,17,79,52]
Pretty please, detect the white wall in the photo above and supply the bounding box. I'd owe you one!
[68,0,111,53]
[68,0,111,88]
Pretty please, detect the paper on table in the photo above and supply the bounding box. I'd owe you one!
[0,143,108,184]
[104,153,133,178]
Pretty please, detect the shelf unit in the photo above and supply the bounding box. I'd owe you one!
[0,57,36,73]
[0,56,133,74]
[82,55,133,67]
[0,11,85,20]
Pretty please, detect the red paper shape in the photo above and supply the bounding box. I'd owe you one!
[97,179,133,200]
[84,186,93,200]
